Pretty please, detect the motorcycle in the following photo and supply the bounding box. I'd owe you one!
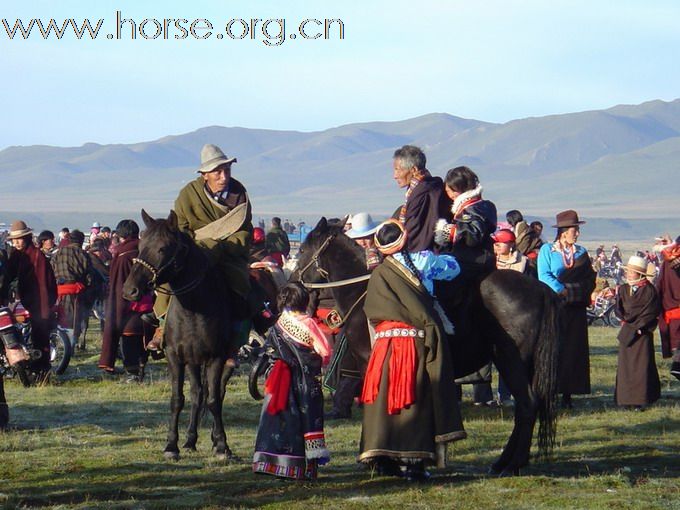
[0,303,72,386]
[586,288,621,328]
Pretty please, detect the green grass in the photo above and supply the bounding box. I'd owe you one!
[1,327,678,509]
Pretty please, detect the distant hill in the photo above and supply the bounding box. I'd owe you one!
[1,99,679,239]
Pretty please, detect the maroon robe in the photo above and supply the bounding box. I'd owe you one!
[3,243,57,320]
[656,261,680,357]
[614,282,660,406]
[98,238,146,370]
[2,243,57,371]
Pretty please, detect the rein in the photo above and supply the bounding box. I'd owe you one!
[297,232,370,327]
[132,235,205,296]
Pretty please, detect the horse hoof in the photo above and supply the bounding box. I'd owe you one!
[183,445,197,452]
[496,467,520,478]
[488,464,503,475]
[164,451,180,461]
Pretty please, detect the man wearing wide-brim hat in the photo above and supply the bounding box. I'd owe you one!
[148,144,253,351]
[1,220,57,379]
[613,255,662,407]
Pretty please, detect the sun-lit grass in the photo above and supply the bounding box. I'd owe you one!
[1,325,678,509]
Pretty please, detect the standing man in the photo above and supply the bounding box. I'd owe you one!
[1,221,57,379]
[147,144,253,352]
[265,216,290,266]
[657,237,680,380]
[51,229,92,349]
[392,145,451,251]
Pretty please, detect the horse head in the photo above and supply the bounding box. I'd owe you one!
[122,209,190,302]
[293,216,365,285]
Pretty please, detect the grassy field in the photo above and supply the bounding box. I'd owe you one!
[1,327,679,510]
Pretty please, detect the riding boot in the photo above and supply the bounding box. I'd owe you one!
[146,325,164,352]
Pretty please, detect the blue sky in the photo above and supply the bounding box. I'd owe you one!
[1,0,679,149]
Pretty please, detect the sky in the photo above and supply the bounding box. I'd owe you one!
[1,0,679,149]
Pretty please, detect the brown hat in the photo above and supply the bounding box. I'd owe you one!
[7,220,33,240]
[552,210,586,229]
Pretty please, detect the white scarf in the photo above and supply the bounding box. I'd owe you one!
[451,184,483,217]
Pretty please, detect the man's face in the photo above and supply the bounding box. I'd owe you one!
[12,238,27,251]
[392,159,413,188]
[202,163,232,194]
[355,237,374,249]
[42,238,55,251]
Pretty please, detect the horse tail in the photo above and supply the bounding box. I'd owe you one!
[532,289,560,459]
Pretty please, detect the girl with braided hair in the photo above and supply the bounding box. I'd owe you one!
[358,220,465,481]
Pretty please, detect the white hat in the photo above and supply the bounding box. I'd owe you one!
[92,222,101,228]
[197,144,237,173]
[345,212,380,239]
[622,255,656,278]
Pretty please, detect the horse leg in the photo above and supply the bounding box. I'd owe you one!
[220,358,237,404]
[164,355,185,460]
[205,358,232,459]
[182,364,202,451]
[489,345,538,476]
[0,376,8,430]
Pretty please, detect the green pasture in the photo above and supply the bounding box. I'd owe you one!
[1,327,678,509]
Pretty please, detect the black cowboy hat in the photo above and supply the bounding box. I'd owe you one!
[552,210,586,229]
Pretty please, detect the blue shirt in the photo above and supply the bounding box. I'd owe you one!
[393,250,460,296]
[537,242,589,293]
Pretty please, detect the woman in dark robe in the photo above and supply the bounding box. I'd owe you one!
[253,283,331,481]
[358,220,466,480]
[614,256,661,408]
[538,210,596,408]
[98,220,151,380]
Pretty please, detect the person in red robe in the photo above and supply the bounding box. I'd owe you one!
[657,237,680,380]
[1,220,57,378]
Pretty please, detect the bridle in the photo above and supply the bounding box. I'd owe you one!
[296,232,371,327]
[132,234,204,296]
[296,233,336,285]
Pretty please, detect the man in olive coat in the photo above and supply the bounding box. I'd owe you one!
[149,144,253,350]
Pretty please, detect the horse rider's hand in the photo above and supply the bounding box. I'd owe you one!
[434,219,454,247]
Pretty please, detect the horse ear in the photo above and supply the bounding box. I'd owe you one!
[339,215,349,229]
[167,210,178,230]
[141,209,155,229]
[315,217,328,231]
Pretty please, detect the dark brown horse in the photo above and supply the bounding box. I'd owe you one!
[295,218,561,476]
[123,210,236,461]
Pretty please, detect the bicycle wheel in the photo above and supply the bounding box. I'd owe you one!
[50,328,72,375]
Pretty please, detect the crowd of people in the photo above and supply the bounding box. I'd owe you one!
[1,142,678,483]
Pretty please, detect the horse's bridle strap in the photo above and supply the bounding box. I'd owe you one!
[300,274,371,289]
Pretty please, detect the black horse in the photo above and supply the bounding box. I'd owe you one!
[295,218,561,476]
[123,210,235,461]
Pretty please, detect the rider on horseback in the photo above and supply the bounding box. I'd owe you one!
[146,144,254,353]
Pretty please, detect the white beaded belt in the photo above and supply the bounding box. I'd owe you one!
[375,328,425,340]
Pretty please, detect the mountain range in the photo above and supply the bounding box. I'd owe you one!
[1,98,679,239]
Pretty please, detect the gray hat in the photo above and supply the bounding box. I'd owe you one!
[197,144,237,173]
